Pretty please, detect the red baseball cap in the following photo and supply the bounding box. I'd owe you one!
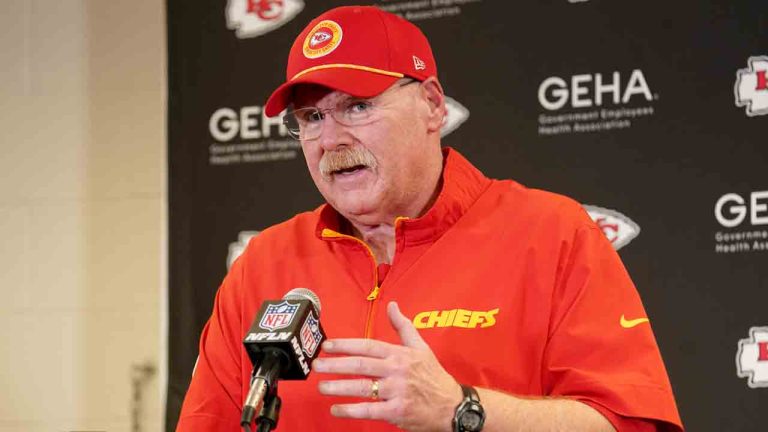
[264,6,438,117]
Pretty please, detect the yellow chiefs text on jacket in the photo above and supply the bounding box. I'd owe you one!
[412,308,500,329]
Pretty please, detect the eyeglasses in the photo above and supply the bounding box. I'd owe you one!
[283,79,418,141]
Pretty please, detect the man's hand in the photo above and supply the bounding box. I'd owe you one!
[313,301,463,432]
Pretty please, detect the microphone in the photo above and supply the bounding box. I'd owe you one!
[240,288,327,430]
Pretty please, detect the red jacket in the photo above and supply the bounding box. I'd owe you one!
[178,148,683,431]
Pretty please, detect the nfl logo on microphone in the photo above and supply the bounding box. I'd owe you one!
[259,301,299,331]
[300,312,323,357]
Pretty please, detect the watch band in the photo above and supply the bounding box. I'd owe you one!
[461,384,480,403]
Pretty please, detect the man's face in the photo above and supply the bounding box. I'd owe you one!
[293,80,434,225]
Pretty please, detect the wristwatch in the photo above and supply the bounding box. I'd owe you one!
[453,384,485,432]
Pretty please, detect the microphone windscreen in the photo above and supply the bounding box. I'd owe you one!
[283,287,322,316]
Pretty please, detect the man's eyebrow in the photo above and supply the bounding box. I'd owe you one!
[339,94,369,103]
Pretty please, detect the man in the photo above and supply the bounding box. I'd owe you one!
[178,5,684,432]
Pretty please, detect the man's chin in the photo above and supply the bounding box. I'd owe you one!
[326,193,383,223]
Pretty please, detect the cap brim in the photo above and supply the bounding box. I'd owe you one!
[264,68,401,117]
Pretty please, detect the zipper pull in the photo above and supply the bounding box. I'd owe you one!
[366,285,380,301]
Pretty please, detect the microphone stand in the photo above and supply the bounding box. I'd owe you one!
[241,349,285,432]
[256,381,281,432]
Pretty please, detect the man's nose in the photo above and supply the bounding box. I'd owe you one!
[317,113,349,151]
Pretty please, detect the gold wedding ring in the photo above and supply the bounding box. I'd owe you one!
[370,379,380,400]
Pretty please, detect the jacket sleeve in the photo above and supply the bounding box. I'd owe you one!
[543,217,684,432]
[176,255,247,431]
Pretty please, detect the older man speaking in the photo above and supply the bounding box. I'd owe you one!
[177,6,684,432]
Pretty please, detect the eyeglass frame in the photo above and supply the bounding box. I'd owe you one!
[282,78,420,141]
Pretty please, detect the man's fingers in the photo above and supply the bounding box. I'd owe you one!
[387,301,428,349]
[318,378,387,398]
[313,356,391,377]
[321,338,401,358]
[330,400,399,421]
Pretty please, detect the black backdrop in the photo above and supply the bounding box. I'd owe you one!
[167,1,767,430]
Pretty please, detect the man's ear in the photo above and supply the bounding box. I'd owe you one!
[420,77,446,133]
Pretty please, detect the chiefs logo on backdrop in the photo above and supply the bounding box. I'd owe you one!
[736,327,768,388]
[583,205,640,250]
[226,0,304,39]
[227,231,260,270]
[734,55,768,117]
[442,97,470,137]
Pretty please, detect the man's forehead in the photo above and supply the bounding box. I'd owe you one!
[291,84,355,109]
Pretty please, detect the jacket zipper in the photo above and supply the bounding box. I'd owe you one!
[364,285,380,338]
[321,229,379,338]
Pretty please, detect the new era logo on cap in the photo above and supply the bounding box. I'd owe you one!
[413,55,426,71]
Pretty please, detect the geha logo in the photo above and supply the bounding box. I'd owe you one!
[715,191,768,228]
[713,191,768,254]
[736,327,768,388]
[208,105,300,166]
[537,69,657,136]
[539,69,654,111]
[583,205,640,250]
[226,0,304,39]
[210,106,288,142]
[442,96,470,137]
[734,56,768,117]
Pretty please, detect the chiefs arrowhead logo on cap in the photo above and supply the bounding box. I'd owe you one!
[303,20,343,59]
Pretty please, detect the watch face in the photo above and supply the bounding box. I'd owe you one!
[460,411,483,430]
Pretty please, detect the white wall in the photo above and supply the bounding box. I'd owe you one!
[0,1,166,431]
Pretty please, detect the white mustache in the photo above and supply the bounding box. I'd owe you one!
[319,147,378,179]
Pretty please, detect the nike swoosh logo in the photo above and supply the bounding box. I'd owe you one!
[620,315,649,329]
